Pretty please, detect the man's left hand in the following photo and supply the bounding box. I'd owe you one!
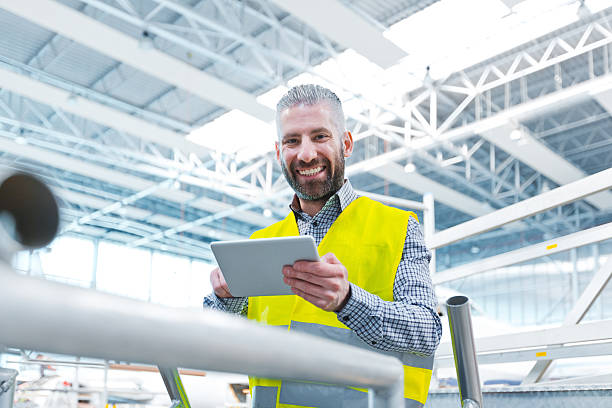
[282,252,350,312]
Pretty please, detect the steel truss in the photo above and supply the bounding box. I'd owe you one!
[0,3,610,257]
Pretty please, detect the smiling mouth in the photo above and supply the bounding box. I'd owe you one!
[297,166,325,176]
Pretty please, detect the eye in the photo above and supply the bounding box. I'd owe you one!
[314,134,327,140]
[283,138,298,145]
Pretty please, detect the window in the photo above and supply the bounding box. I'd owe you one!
[96,241,151,300]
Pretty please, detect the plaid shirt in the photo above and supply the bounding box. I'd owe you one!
[203,180,442,355]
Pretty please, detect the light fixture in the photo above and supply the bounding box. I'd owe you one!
[15,128,27,145]
[404,162,416,173]
[263,208,272,218]
[577,0,590,19]
[138,30,154,50]
[423,65,434,89]
[509,128,522,141]
[404,160,416,173]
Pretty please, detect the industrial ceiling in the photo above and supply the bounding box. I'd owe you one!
[0,0,610,269]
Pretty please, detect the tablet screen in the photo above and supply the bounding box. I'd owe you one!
[210,236,320,297]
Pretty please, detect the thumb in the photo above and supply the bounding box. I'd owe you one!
[321,252,341,264]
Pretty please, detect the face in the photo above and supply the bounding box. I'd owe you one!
[276,102,353,201]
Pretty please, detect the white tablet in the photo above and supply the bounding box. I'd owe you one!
[210,236,320,297]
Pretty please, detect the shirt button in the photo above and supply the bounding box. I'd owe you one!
[313,221,318,227]
[371,341,377,345]
[342,315,350,322]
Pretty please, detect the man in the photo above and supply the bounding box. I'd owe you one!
[204,84,441,408]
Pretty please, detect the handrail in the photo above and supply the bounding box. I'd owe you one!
[428,167,612,250]
[0,264,404,407]
[446,296,482,408]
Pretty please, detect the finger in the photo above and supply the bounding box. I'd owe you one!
[216,283,232,298]
[321,252,341,264]
[292,260,335,277]
[212,268,232,297]
[283,267,331,287]
[285,276,334,300]
[211,269,222,292]
[210,267,220,286]
[291,287,330,310]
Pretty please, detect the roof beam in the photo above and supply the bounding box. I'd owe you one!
[593,87,612,127]
[268,0,407,68]
[439,73,612,145]
[55,187,244,241]
[0,66,210,157]
[480,122,612,209]
[0,0,274,122]
[369,162,495,217]
[0,137,273,228]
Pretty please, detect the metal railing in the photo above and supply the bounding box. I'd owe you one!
[0,265,404,407]
[0,171,415,408]
[428,167,612,385]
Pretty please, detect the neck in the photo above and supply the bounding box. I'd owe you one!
[298,197,328,217]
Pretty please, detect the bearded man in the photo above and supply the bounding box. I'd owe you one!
[204,84,441,408]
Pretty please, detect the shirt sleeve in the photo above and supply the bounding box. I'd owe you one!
[203,293,249,316]
[335,217,442,355]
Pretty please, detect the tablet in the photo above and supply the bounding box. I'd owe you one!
[210,236,320,297]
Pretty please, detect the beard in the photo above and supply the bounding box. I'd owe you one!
[281,147,345,202]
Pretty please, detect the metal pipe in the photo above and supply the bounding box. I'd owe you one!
[446,295,483,408]
[0,268,404,407]
[0,368,17,408]
[0,172,59,262]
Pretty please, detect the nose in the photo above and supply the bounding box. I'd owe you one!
[296,138,317,163]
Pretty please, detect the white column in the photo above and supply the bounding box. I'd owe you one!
[423,193,436,275]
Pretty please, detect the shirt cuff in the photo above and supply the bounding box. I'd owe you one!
[203,292,247,315]
[335,283,382,343]
[219,295,247,313]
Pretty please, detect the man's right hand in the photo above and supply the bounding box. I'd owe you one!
[210,267,233,298]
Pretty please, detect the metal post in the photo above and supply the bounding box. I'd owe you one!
[102,360,108,408]
[0,368,17,408]
[73,356,80,408]
[158,367,191,408]
[446,295,483,408]
[423,192,436,274]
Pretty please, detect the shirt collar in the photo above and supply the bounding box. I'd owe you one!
[289,179,358,215]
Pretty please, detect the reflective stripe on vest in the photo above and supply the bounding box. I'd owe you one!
[253,383,425,408]
[252,385,279,408]
[247,197,433,407]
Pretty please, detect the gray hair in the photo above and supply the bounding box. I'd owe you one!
[275,84,346,139]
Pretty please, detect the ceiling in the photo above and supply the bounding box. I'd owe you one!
[0,0,611,269]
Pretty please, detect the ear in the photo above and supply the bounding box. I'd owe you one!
[342,131,354,158]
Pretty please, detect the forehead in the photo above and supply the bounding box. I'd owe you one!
[278,102,336,136]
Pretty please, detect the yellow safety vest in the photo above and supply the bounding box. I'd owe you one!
[247,197,433,408]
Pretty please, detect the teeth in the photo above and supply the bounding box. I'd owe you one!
[298,166,323,176]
